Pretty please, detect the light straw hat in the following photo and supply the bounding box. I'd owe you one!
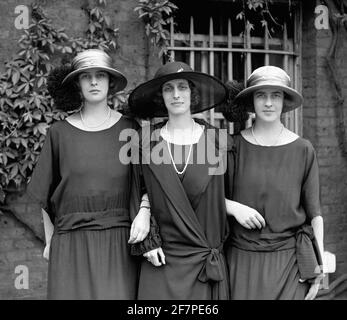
[62,49,127,92]
[234,66,303,113]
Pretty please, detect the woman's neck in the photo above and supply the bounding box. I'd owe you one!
[82,100,109,117]
[253,119,283,136]
[167,113,193,131]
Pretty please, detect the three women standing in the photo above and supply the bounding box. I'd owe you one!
[27,50,324,300]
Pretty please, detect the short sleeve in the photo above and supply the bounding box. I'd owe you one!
[26,126,60,219]
[301,142,321,220]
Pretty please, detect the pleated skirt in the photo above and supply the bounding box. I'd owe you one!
[47,227,139,300]
[227,246,309,300]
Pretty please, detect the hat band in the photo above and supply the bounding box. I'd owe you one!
[72,54,113,70]
[247,74,290,88]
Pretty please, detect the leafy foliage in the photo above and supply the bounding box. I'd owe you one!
[0,1,123,199]
[134,0,178,58]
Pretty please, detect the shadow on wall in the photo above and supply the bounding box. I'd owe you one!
[0,189,47,299]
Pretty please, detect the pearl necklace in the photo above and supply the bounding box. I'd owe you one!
[80,107,111,129]
[251,124,284,146]
[165,120,195,175]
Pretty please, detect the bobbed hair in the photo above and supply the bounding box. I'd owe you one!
[47,65,120,112]
[219,80,250,123]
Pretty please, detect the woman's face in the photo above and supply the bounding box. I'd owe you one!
[78,69,109,104]
[253,88,284,123]
[162,79,191,116]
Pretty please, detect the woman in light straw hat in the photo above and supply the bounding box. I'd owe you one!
[224,65,325,300]
[26,49,156,299]
[128,61,253,300]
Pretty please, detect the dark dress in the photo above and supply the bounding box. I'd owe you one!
[133,120,234,300]
[226,134,322,300]
[26,116,143,300]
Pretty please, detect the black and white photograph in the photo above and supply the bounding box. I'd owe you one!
[0,0,346,308]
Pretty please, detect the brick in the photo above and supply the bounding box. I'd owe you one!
[0,240,14,252]
[0,214,16,228]
[6,251,27,263]
[0,254,9,268]
[14,239,35,249]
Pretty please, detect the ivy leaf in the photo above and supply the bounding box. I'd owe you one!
[12,72,20,85]
[36,122,49,135]
[236,12,245,20]
[9,164,19,180]
[89,24,96,34]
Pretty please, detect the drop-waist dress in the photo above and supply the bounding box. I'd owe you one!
[226,134,322,300]
[26,116,143,299]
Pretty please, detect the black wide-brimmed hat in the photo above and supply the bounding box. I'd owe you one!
[128,61,227,118]
[234,66,303,113]
[62,49,127,93]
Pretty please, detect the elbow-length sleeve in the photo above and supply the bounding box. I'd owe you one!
[129,125,162,256]
[26,126,60,221]
[301,142,322,220]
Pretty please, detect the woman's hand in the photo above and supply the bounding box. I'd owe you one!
[128,208,151,244]
[304,282,320,300]
[143,248,166,267]
[43,241,51,261]
[226,200,266,229]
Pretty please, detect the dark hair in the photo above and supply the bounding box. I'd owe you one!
[47,66,119,112]
[152,80,200,111]
[219,80,250,123]
[47,65,82,112]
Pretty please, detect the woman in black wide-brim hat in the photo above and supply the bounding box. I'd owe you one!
[223,66,325,300]
[128,61,246,300]
[26,49,157,299]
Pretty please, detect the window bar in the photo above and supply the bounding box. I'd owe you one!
[264,22,269,66]
[245,21,252,77]
[283,22,289,71]
[168,46,296,55]
[282,22,291,130]
[209,16,215,126]
[170,18,175,62]
[245,21,253,128]
[227,18,234,134]
[201,40,208,74]
[294,3,303,136]
[189,16,195,68]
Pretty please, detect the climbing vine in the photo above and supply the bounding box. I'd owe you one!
[323,0,347,155]
[134,0,178,59]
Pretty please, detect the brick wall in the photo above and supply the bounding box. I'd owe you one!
[0,210,47,299]
[302,0,347,280]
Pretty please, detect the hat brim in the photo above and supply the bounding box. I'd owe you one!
[62,66,127,92]
[234,83,303,113]
[129,71,227,118]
